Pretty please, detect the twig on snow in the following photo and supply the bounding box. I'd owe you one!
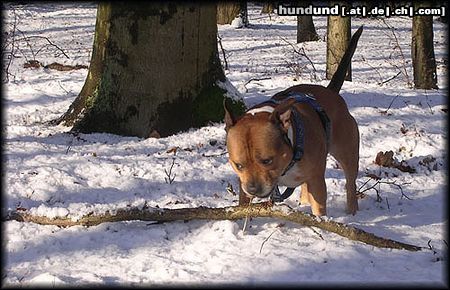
[308,226,324,240]
[358,176,412,202]
[15,34,70,59]
[380,71,402,85]
[164,158,177,184]
[202,151,228,158]
[379,18,412,88]
[259,229,278,254]
[279,35,318,81]
[380,94,400,115]
[242,77,271,93]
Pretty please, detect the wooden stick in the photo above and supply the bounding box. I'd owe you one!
[7,203,423,251]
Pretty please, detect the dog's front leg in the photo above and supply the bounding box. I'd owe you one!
[300,183,311,205]
[303,178,327,216]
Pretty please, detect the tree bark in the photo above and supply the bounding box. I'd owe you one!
[326,13,351,81]
[239,1,249,27]
[217,2,240,25]
[8,203,423,252]
[261,2,274,14]
[297,15,319,43]
[412,3,438,89]
[54,3,243,138]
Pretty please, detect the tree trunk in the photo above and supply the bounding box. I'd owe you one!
[412,5,438,89]
[217,2,240,25]
[55,2,240,138]
[326,14,351,81]
[261,2,274,14]
[239,1,249,27]
[297,15,319,43]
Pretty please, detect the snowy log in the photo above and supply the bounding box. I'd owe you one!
[8,204,423,252]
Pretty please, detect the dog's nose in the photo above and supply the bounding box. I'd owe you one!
[245,183,260,195]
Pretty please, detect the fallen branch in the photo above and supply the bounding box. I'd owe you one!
[380,94,400,115]
[243,77,271,93]
[22,60,88,71]
[7,203,423,251]
[44,62,88,71]
[380,71,402,85]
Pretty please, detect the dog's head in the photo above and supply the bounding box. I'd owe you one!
[224,99,295,198]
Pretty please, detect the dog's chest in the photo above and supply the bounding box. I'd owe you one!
[278,164,305,187]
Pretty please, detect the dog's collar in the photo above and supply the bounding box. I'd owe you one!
[269,109,303,203]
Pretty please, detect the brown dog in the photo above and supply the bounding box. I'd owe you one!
[224,26,363,216]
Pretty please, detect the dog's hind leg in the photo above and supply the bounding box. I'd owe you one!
[329,116,360,215]
[342,161,359,215]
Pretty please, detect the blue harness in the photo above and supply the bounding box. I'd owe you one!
[248,92,330,202]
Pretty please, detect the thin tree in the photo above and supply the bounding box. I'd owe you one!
[297,15,319,43]
[411,4,438,89]
[326,13,351,81]
[54,2,244,138]
[239,1,249,27]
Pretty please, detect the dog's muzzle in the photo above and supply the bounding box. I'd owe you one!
[242,183,276,199]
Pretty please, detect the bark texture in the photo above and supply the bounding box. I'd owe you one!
[297,15,319,43]
[9,203,423,252]
[412,5,438,89]
[56,3,238,138]
[217,2,240,24]
[261,2,274,14]
[326,14,351,81]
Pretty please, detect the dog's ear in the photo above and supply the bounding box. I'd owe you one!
[224,98,236,132]
[270,98,296,132]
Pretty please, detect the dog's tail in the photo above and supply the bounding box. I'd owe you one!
[327,25,363,93]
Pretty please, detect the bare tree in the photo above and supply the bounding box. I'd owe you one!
[411,4,438,89]
[297,15,319,43]
[239,1,249,27]
[326,13,351,81]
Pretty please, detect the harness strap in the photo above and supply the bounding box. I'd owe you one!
[281,106,303,176]
[270,186,296,203]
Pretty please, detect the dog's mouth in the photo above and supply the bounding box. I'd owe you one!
[242,184,277,199]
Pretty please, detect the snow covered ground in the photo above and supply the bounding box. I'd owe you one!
[2,2,448,287]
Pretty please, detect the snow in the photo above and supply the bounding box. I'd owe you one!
[231,16,245,29]
[3,2,447,287]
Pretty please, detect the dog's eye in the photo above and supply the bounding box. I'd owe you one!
[261,158,273,166]
[234,163,244,171]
